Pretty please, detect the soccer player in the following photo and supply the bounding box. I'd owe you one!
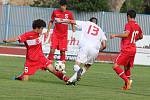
[110,10,143,90]
[47,0,75,63]
[66,17,107,85]
[3,19,69,82]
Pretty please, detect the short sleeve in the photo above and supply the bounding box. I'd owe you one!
[101,32,107,41]
[51,11,55,22]
[125,23,131,33]
[69,12,74,20]
[138,26,143,35]
[99,28,107,41]
[18,32,28,43]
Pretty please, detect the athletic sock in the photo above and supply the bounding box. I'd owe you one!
[60,52,66,61]
[68,72,77,82]
[54,71,69,82]
[81,67,86,76]
[16,74,24,80]
[125,69,131,79]
[73,65,80,72]
[113,66,128,83]
[48,53,54,61]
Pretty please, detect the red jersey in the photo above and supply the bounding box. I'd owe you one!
[121,20,142,51]
[18,31,44,62]
[51,9,74,37]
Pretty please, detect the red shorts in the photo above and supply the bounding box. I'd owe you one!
[115,50,136,68]
[50,34,68,51]
[23,56,52,75]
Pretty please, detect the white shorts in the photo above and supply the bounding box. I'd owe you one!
[76,46,99,65]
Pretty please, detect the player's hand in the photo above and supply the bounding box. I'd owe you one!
[110,34,116,39]
[72,28,76,33]
[71,32,75,39]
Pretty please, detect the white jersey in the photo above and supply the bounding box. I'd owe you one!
[76,21,107,50]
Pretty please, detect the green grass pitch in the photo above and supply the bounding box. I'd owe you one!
[0,56,150,100]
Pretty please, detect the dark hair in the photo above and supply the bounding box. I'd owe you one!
[60,0,67,5]
[127,9,136,19]
[89,17,98,24]
[32,19,46,29]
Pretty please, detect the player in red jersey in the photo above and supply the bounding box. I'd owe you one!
[47,0,75,63]
[3,19,69,82]
[110,10,143,90]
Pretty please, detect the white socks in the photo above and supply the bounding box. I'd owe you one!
[81,67,86,76]
[73,65,80,72]
[68,65,87,82]
[68,72,77,82]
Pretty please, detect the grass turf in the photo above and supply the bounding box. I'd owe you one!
[0,56,150,100]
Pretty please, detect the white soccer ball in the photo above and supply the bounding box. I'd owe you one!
[54,61,66,73]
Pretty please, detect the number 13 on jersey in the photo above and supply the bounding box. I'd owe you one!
[87,25,99,36]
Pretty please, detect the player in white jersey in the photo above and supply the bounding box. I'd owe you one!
[66,17,107,85]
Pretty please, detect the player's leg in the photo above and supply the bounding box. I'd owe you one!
[123,55,135,89]
[68,47,88,83]
[23,75,29,81]
[60,50,66,63]
[48,34,58,61]
[48,48,55,61]
[14,74,29,81]
[14,65,37,81]
[67,47,95,84]
[113,52,131,90]
[13,73,24,80]
[82,64,91,76]
[45,62,69,82]
[124,63,131,80]
[77,48,98,81]
[59,36,67,62]
[66,65,91,85]
[66,61,81,84]
[77,64,91,81]
[113,63,130,89]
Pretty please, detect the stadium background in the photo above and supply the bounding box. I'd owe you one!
[0,4,150,63]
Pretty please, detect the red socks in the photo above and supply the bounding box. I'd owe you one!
[54,71,69,82]
[60,52,66,61]
[125,69,131,79]
[48,53,54,61]
[16,74,24,80]
[113,66,128,83]
[48,52,65,61]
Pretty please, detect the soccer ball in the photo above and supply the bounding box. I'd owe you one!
[54,61,66,73]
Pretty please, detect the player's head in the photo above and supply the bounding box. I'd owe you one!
[32,19,46,33]
[89,17,98,24]
[127,9,136,19]
[59,0,67,12]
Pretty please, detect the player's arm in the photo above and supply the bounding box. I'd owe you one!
[3,37,19,43]
[47,21,53,33]
[71,23,76,32]
[47,11,55,33]
[138,33,143,40]
[99,40,106,51]
[70,12,76,32]
[110,31,129,39]
[137,27,143,40]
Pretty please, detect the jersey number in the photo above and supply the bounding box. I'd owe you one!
[87,25,99,36]
[131,31,139,43]
[24,67,28,73]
